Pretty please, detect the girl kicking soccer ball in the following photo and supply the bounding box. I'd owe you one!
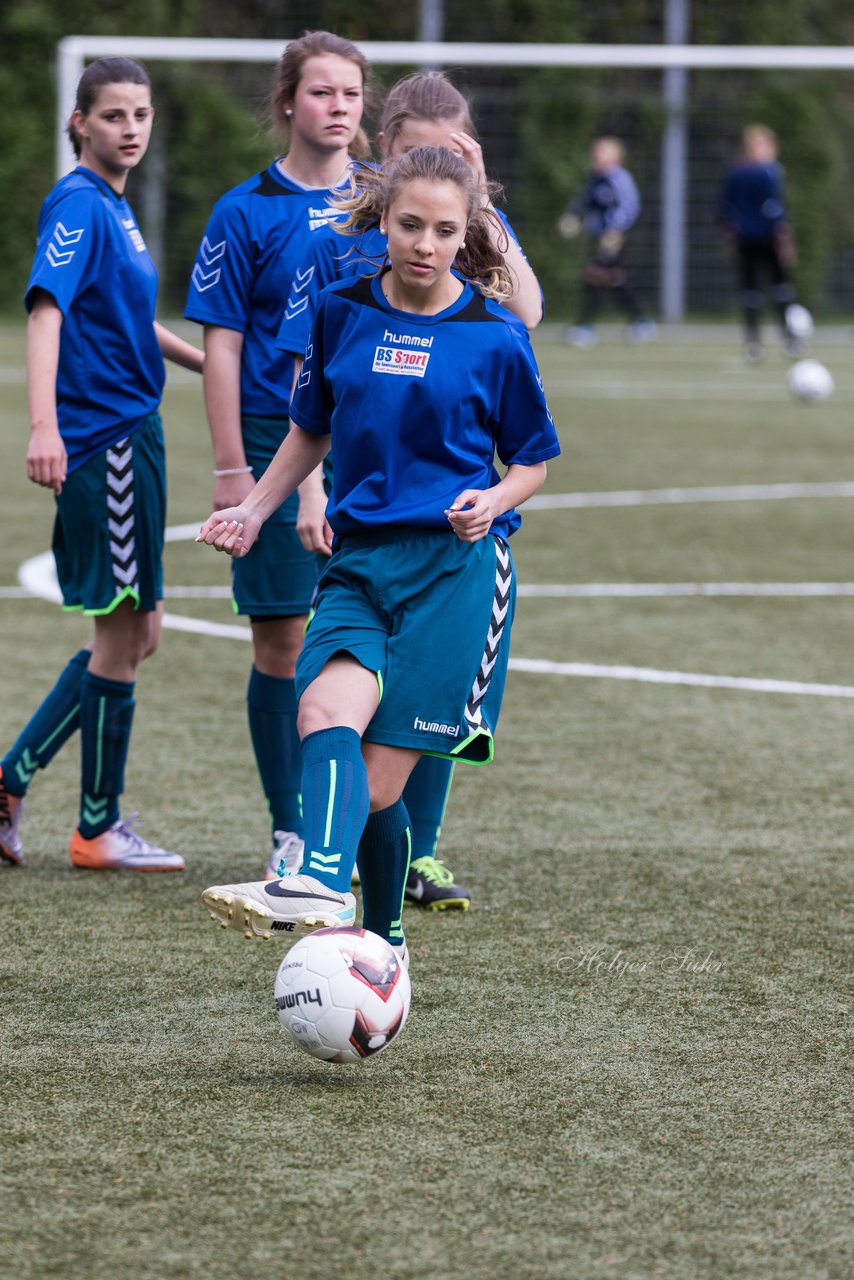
[196,146,559,963]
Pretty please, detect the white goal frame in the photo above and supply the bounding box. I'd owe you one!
[56,36,854,320]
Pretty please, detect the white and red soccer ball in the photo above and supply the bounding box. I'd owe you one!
[274,927,411,1064]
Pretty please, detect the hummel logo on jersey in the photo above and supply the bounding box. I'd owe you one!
[192,237,227,292]
[298,343,312,388]
[285,265,314,319]
[413,716,459,738]
[308,205,339,231]
[121,216,147,253]
[46,221,84,267]
[373,346,431,377]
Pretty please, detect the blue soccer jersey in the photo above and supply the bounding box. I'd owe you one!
[289,274,559,541]
[718,162,787,240]
[569,166,641,238]
[275,211,536,359]
[25,168,165,473]
[184,163,352,417]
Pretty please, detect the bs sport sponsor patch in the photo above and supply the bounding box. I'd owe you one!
[372,331,433,378]
[121,217,147,254]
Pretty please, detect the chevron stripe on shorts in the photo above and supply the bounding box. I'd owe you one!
[464,537,513,738]
[106,438,139,597]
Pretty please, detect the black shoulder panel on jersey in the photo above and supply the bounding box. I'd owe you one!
[335,275,383,310]
[446,290,505,324]
[249,171,298,198]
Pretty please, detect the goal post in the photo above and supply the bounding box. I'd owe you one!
[56,36,854,322]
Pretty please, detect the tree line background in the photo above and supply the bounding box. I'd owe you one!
[2,0,854,317]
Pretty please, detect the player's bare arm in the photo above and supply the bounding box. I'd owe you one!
[202,325,256,509]
[292,357,334,556]
[153,321,204,373]
[446,461,548,542]
[197,425,330,556]
[26,292,67,494]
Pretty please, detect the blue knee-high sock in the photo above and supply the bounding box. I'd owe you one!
[78,671,135,838]
[300,727,369,891]
[247,668,303,838]
[1,649,91,796]
[402,755,455,860]
[358,800,412,947]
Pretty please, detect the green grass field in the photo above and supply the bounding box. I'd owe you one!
[1,322,851,1279]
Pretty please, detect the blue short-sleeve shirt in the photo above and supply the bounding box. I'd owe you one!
[25,167,164,472]
[289,274,559,542]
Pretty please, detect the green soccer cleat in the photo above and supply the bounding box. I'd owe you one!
[404,856,471,911]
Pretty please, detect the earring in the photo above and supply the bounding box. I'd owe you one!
[284,108,292,117]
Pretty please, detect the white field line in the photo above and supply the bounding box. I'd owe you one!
[508,658,854,699]
[518,582,854,598]
[544,377,854,402]
[524,481,854,510]
[16,523,854,699]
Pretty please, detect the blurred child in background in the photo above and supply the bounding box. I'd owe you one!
[717,124,807,362]
[558,136,657,348]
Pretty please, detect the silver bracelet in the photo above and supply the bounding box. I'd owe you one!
[213,466,253,477]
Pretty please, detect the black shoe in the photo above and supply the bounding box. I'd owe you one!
[405,857,471,911]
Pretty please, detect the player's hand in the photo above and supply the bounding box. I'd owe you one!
[196,505,261,557]
[557,213,581,239]
[27,423,67,494]
[213,470,255,512]
[296,479,333,556]
[598,228,624,255]
[449,132,488,194]
[445,489,498,543]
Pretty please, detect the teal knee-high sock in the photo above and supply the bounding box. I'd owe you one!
[300,727,369,891]
[78,671,135,838]
[402,755,455,859]
[247,668,303,837]
[1,649,91,796]
[358,801,412,947]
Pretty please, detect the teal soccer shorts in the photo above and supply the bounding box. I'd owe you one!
[295,527,516,764]
[53,413,165,615]
[232,415,318,618]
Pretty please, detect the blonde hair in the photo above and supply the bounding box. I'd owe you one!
[592,136,625,165]
[333,147,513,303]
[270,31,372,159]
[379,72,475,152]
[743,124,777,156]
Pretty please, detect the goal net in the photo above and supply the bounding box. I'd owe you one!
[56,37,854,322]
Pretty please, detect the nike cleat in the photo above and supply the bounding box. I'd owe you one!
[404,856,471,911]
[263,830,304,881]
[70,815,185,871]
[202,872,356,940]
[0,768,24,866]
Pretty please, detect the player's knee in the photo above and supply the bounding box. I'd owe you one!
[252,618,305,677]
[367,780,404,813]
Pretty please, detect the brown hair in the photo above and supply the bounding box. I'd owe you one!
[334,146,512,302]
[270,31,372,159]
[66,57,151,158]
[379,72,475,153]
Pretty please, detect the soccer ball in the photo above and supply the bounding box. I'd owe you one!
[787,359,834,403]
[274,927,411,1064]
[784,303,814,340]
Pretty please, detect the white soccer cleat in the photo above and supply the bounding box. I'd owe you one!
[391,941,410,971]
[202,872,356,940]
[70,814,185,871]
[0,768,24,866]
[263,830,304,881]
